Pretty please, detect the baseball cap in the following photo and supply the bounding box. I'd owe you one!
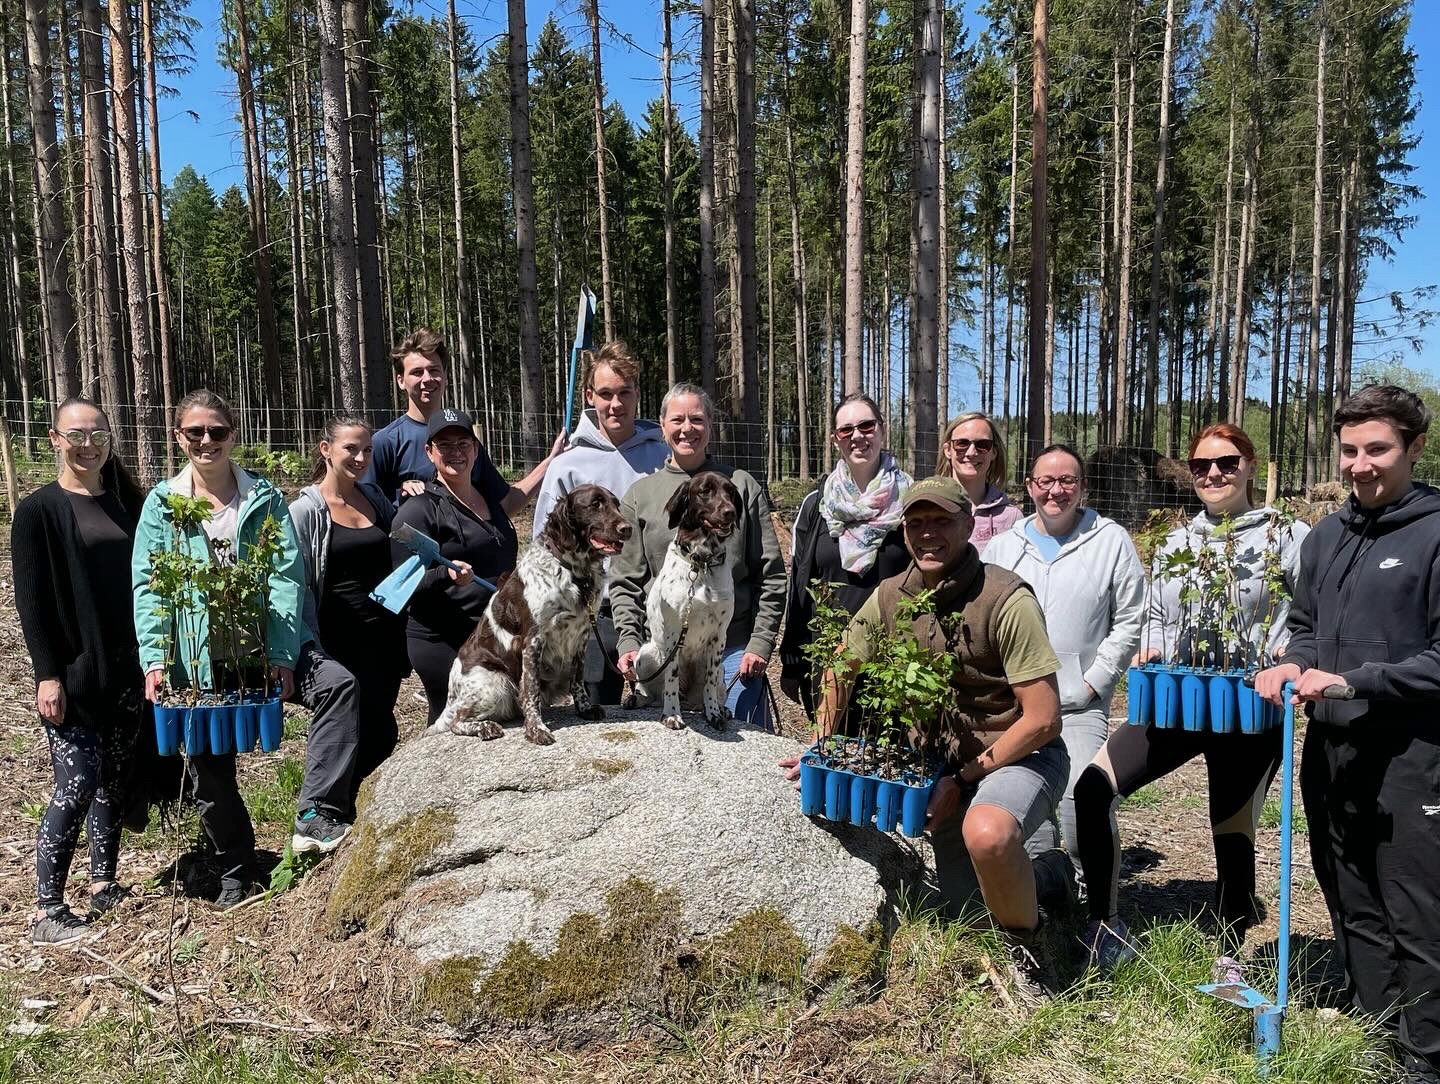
[901,476,973,516]
[425,408,476,442]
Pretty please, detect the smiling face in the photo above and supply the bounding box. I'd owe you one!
[1188,434,1254,518]
[50,401,112,483]
[903,503,973,582]
[944,417,997,488]
[175,406,236,471]
[1339,418,1423,509]
[1026,450,1086,530]
[832,400,884,475]
[397,350,447,415]
[320,425,372,485]
[586,363,639,446]
[662,393,711,465]
[426,427,477,484]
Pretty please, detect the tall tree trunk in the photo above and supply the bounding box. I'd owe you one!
[841,0,866,393]
[1112,3,1136,445]
[911,0,940,471]
[343,0,385,411]
[698,0,716,396]
[781,42,809,480]
[734,0,760,462]
[662,0,677,387]
[79,0,123,424]
[318,0,362,407]
[23,0,79,397]
[508,0,543,462]
[586,0,614,338]
[106,0,158,482]
[1026,0,1048,468]
[1217,95,1236,420]
[1,6,31,443]
[1303,15,1326,489]
[1002,53,1018,427]
[284,0,312,441]
[1141,0,1176,449]
[937,21,948,423]
[447,0,475,404]
[765,199,775,482]
[140,0,174,460]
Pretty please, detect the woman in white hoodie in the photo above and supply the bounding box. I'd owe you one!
[983,445,1146,910]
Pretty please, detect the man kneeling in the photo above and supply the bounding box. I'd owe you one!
[797,477,1067,1002]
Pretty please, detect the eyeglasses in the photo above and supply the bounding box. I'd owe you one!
[834,419,880,440]
[1028,475,1080,491]
[431,439,475,454]
[1187,455,1243,478]
[57,429,112,449]
[948,437,994,454]
[180,425,232,443]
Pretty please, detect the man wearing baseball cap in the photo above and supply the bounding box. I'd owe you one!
[802,475,1067,1003]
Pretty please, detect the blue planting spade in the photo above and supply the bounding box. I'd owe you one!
[562,285,597,437]
[370,522,496,614]
[1197,678,1354,1073]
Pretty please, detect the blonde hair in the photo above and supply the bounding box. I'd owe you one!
[937,411,1007,486]
[584,340,640,389]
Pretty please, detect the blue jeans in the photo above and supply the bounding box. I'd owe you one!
[721,646,772,732]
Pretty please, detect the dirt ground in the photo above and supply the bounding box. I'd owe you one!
[0,505,1345,1047]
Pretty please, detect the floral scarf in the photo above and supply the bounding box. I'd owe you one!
[820,452,912,575]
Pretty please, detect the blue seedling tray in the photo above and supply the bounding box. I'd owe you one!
[798,737,941,838]
[154,697,284,757]
[1126,664,1280,734]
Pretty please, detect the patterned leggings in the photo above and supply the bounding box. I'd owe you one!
[37,715,139,908]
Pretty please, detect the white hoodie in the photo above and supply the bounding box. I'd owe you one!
[532,408,672,538]
[983,508,1146,711]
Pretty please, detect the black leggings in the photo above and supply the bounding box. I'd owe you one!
[408,629,464,726]
[1073,722,1281,947]
[37,710,141,908]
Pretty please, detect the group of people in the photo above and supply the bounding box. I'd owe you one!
[13,331,1439,1079]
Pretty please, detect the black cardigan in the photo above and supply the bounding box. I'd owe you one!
[12,481,143,698]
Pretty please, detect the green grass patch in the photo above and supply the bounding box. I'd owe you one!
[1260,795,1309,833]
[241,756,306,827]
[1124,784,1164,809]
[282,711,311,742]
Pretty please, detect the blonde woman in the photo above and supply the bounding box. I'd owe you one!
[936,412,1020,553]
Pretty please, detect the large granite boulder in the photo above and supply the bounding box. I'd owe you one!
[325,710,924,987]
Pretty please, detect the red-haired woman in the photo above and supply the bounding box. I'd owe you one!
[1071,423,1308,980]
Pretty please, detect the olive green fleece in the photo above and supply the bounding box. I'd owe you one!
[609,459,787,661]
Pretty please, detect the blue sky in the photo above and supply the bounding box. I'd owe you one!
[163,0,1440,398]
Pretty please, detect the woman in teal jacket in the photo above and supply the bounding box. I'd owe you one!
[132,390,362,906]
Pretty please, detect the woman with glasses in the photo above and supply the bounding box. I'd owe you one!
[936,411,1020,553]
[982,445,1146,911]
[13,399,147,943]
[779,394,912,713]
[1070,422,1308,978]
[388,408,514,725]
[132,390,363,906]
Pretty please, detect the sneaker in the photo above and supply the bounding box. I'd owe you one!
[1082,917,1139,971]
[292,808,352,855]
[87,882,132,919]
[1000,922,1060,1005]
[1212,955,1246,986]
[214,875,256,910]
[32,904,88,945]
[1032,848,1078,915]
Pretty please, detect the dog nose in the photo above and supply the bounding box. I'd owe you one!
[617,522,633,539]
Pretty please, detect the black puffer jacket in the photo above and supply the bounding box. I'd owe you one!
[1285,483,1440,725]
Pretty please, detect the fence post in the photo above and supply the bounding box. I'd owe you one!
[1266,461,1278,506]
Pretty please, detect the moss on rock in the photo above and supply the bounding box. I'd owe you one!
[588,757,634,776]
[811,922,886,986]
[325,807,457,935]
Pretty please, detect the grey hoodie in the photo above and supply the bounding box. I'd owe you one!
[1145,506,1310,666]
[983,508,1146,710]
[532,409,671,538]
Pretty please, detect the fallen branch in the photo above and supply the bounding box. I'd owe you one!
[75,945,175,1004]
[978,953,1017,1012]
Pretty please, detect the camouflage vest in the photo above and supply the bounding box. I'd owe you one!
[872,545,1031,764]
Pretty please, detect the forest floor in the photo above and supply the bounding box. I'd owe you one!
[0,503,1398,1083]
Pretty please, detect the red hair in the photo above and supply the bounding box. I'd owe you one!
[1188,422,1256,461]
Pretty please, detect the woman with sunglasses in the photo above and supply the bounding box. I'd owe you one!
[936,412,1020,553]
[132,390,363,906]
[779,394,913,713]
[1070,422,1308,978]
[388,407,513,725]
[982,444,1146,909]
[13,399,147,943]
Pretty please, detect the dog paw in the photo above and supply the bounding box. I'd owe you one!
[476,721,505,741]
[704,713,726,731]
[577,704,605,721]
[662,714,687,731]
[620,688,638,710]
[524,725,556,746]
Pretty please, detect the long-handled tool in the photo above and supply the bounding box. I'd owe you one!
[562,285,597,437]
[1198,678,1355,1071]
[369,522,497,614]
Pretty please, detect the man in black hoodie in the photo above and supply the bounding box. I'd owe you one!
[1258,385,1440,1084]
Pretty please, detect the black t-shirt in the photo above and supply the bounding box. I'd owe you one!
[65,488,137,648]
[319,522,406,668]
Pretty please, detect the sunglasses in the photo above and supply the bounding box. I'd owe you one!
[180,425,233,443]
[57,429,112,449]
[948,437,994,454]
[834,419,880,440]
[1188,454,1243,477]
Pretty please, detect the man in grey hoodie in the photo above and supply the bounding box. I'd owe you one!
[534,341,671,704]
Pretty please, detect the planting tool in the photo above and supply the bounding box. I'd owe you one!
[370,523,496,614]
[1198,678,1354,1071]
[562,285,598,437]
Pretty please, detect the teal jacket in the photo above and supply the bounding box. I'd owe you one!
[131,464,308,688]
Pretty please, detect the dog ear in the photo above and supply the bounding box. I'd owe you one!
[665,482,692,530]
[723,479,743,517]
[543,491,580,554]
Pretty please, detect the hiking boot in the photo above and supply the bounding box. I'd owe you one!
[1032,848,1078,915]
[292,808,352,855]
[1082,917,1139,971]
[1000,922,1060,1005]
[214,866,259,910]
[32,904,88,945]
[87,882,132,919]
[1212,955,1246,986]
